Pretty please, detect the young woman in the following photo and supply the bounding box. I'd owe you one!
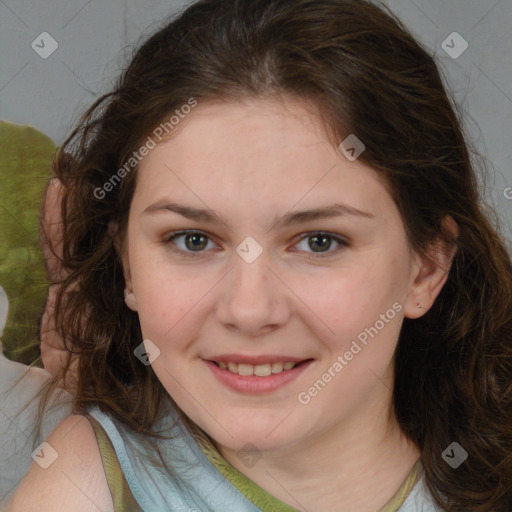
[6,0,512,510]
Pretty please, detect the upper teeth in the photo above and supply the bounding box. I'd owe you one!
[218,361,297,376]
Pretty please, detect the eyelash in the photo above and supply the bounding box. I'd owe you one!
[162,230,349,258]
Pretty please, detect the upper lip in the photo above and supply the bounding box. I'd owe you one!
[206,354,311,365]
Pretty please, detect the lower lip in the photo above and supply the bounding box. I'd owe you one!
[204,359,313,394]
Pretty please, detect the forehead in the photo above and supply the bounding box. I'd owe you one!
[131,98,395,222]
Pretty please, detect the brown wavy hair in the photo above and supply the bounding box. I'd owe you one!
[47,0,512,509]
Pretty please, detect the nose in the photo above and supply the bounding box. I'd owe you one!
[215,245,292,336]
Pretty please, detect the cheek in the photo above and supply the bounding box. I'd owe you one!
[295,258,406,353]
[133,267,209,351]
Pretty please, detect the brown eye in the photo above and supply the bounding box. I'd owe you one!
[164,230,216,256]
[294,232,348,255]
[183,233,209,251]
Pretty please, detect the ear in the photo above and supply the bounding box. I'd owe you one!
[123,263,138,312]
[110,220,138,312]
[403,216,458,319]
[124,287,138,312]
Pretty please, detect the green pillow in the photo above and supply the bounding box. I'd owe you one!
[0,121,55,364]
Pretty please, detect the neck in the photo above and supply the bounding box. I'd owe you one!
[217,373,421,512]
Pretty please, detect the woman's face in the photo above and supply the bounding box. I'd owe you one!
[123,97,426,453]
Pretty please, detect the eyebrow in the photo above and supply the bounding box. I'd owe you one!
[143,200,374,230]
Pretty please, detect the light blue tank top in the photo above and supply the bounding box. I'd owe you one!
[87,404,442,511]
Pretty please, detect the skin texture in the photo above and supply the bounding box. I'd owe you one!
[122,97,456,511]
[4,415,113,512]
[7,97,456,512]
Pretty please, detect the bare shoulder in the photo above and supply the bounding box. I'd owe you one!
[5,414,113,512]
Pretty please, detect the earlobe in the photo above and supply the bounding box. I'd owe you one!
[404,216,458,319]
[124,289,138,311]
[113,223,137,311]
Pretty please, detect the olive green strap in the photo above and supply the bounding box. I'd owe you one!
[87,414,142,512]
[199,439,299,511]
[87,410,421,512]
[201,438,422,512]
[379,459,423,512]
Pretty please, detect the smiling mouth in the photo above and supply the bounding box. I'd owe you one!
[210,360,311,377]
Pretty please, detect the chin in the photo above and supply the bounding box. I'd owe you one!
[196,411,308,453]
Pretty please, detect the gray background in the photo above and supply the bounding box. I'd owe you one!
[1,0,511,243]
